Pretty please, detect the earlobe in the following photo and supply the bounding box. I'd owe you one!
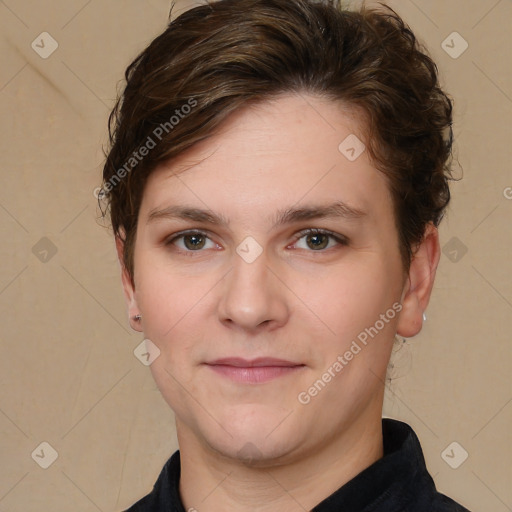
[396,223,440,338]
[115,234,143,332]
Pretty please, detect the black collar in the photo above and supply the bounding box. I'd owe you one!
[124,418,471,511]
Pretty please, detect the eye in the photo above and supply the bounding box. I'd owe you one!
[165,228,348,254]
[292,228,348,251]
[165,230,218,252]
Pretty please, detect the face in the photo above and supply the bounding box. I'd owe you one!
[119,93,437,466]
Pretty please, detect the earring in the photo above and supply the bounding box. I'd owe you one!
[132,314,142,322]
[394,334,407,344]
[422,312,427,322]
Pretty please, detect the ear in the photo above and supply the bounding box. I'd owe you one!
[396,223,440,338]
[115,233,143,332]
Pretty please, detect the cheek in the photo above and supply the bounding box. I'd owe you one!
[297,258,400,366]
[303,258,393,320]
[134,250,221,372]
[133,250,199,342]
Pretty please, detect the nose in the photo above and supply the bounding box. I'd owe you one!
[217,247,290,333]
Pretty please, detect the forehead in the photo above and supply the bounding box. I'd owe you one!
[140,93,392,225]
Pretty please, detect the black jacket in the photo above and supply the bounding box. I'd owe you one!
[123,418,472,511]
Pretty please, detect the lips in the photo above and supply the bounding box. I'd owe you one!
[204,358,305,384]
[206,357,303,368]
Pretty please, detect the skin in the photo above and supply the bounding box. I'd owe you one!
[116,93,440,511]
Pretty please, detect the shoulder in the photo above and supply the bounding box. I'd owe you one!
[428,492,473,512]
[381,418,473,512]
[121,450,183,512]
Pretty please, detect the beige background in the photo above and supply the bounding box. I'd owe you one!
[0,0,510,510]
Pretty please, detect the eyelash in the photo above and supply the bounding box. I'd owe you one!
[165,228,348,255]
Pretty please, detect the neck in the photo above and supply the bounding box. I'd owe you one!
[177,410,384,512]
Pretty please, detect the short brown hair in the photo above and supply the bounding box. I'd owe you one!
[101,0,454,284]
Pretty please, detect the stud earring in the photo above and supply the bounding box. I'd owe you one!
[132,314,142,321]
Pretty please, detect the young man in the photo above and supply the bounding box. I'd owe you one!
[101,1,471,510]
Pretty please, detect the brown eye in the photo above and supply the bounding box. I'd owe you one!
[166,231,216,252]
[305,233,329,250]
[293,228,348,251]
[183,233,207,250]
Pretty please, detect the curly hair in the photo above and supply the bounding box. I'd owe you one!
[101,0,455,285]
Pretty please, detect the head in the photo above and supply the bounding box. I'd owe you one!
[101,0,453,464]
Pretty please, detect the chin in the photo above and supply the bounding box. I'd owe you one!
[207,434,300,468]
[198,411,304,467]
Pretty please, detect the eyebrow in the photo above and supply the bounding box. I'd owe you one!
[146,200,366,229]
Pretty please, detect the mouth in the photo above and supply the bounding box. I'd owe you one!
[204,357,306,384]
